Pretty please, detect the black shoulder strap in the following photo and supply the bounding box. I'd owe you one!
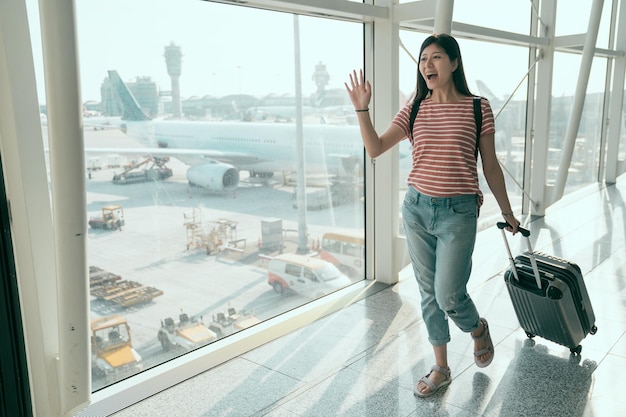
[409,96,483,158]
[473,96,483,159]
[408,98,421,144]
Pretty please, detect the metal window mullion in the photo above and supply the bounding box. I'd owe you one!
[529,0,557,216]
[39,0,90,414]
[371,0,400,284]
[433,0,453,35]
[524,0,540,216]
[0,0,59,416]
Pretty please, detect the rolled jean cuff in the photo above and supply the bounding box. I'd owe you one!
[429,336,451,346]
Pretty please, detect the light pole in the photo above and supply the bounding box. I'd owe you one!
[293,14,308,254]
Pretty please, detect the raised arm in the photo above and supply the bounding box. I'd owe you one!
[345,69,405,158]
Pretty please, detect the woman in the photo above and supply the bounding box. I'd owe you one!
[345,33,520,398]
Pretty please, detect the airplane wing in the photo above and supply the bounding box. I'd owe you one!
[82,116,124,131]
[83,147,268,167]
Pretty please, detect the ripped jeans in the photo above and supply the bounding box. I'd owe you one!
[402,186,481,346]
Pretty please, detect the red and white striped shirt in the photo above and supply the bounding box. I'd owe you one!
[392,96,495,207]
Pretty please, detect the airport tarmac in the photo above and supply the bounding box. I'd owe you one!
[81,125,516,390]
[83,127,365,390]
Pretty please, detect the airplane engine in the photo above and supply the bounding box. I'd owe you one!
[186,162,239,192]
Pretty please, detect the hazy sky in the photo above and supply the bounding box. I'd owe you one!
[28,0,364,103]
[26,0,609,105]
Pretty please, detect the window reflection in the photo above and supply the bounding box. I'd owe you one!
[76,1,364,391]
[453,0,531,35]
[550,53,606,194]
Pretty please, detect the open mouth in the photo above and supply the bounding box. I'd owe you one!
[427,74,437,80]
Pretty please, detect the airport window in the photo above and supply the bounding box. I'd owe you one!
[550,52,608,193]
[13,0,626,414]
[452,0,531,35]
[12,0,626,414]
[555,0,613,47]
[70,0,364,391]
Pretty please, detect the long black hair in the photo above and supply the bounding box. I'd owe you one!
[411,33,473,103]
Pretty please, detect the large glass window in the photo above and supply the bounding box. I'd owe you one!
[555,0,613,48]
[549,52,607,193]
[71,0,364,391]
[20,0,626,412]
[453,0,531,35]
[397,0,531,35]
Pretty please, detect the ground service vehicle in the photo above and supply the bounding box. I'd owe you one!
[88,205,125,230]
[157,313,217,351]
[268,253,352,298]
[112,156,173,185]
[208,307,261,338]
[91,315,143,382]
[319,230,364,278]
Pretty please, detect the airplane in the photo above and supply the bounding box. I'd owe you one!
[475,80,502,105]
[98,70,368,192]
[243,104,355,123]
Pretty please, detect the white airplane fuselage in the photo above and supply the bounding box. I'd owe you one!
[122,119,364,175]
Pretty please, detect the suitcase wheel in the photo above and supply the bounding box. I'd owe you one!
[525,332,535,339]
[570,345,582,355]
[590,325,598,335]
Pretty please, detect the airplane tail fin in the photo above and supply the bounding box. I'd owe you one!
[108,70,152,121]
[475,80,498,103]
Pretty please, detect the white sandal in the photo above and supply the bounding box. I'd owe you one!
[414,365,451,398]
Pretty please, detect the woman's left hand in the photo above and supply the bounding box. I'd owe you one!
[502,214,520,235]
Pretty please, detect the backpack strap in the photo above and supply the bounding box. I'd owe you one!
[409,96,483,158]
[473,96,483,159]
[408,98,421,145]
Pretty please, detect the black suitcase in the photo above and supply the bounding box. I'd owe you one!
[497,222,597,355]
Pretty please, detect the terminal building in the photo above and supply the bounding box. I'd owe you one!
[1,1,626,416]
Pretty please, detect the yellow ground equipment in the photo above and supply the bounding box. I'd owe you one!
[90,315,143,382]
[88,204,125,230]
[112,156,172,184]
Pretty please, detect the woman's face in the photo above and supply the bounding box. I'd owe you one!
[419,44,458,91]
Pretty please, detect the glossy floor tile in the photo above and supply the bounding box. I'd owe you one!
[111,179,626,417]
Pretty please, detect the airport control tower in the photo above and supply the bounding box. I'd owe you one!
[312,61,330,106]
[164,42,183,117]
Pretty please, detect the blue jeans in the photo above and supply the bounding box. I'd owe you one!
[402,186,481,346]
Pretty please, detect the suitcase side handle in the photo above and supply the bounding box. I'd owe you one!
[496,222,542,289]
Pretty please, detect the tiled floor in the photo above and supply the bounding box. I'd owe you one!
[111,179,626,417]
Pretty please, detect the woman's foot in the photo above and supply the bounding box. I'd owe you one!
[414,365,451,397]
[472,318,494,368]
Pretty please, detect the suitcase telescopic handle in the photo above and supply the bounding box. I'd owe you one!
[496,222,530,237]
[496,222,542,289]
